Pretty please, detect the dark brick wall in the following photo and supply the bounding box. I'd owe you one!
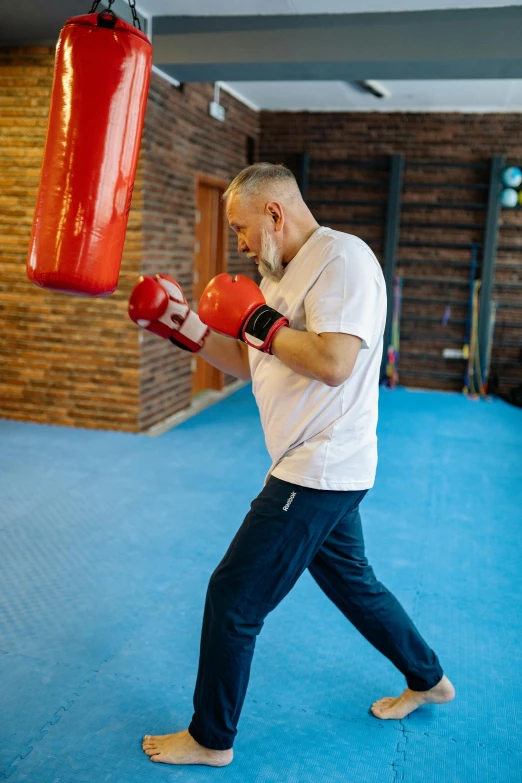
[260,112,522,395]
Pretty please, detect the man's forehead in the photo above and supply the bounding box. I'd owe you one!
[226,194,246,225]
[226,192,266,224]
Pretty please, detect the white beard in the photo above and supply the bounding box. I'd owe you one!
[257,229,285,283]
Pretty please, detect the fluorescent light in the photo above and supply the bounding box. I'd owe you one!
[352,80,392,99]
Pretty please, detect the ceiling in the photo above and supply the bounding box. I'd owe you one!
[137,0,519,13]
[224,79,522,112]
[2,0,522,112]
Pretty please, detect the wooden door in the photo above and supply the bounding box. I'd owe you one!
[192,180,227,396]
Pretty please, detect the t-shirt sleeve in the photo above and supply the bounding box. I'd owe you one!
[304,248,383,350]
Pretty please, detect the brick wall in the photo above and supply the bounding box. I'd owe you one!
[0,46,142,431]
[260,112,522,396]
[139,76,259,430]
[0,47,259,432]
[5,58,521,428]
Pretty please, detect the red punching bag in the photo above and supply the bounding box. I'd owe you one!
[26,7,152,297]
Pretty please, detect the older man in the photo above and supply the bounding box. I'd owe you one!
[129,163,454,767]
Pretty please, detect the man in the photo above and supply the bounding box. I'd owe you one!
[129,162,454,767]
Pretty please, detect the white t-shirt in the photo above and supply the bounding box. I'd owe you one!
[248,226,387,491]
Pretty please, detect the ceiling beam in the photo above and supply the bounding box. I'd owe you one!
[151,6,522,82]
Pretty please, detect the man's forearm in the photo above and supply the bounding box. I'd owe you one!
[270,328,333,384]
[199,331,251,381]
[271,327,361,387]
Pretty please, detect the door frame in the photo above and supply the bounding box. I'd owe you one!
[193,173,230,394]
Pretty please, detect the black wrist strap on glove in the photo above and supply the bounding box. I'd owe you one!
[242,305,289,354]
[169,336,192,352]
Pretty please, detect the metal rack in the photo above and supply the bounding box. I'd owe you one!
[263,150,521,395]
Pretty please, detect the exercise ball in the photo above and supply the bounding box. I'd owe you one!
[500,188,518,208]
[502,166,522,188]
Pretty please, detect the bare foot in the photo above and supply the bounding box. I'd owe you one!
[371,674,455,720]
[142,729,234,766]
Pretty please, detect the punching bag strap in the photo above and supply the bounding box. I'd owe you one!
[89,0,142,30]
[97,10,117,28]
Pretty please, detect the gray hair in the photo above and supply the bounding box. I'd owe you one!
[223,162,298,202]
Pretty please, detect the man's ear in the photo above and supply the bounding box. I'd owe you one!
[266,201,284,231]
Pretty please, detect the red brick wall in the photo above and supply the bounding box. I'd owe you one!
[260,112,522,396]
[5,60,521,430]
[139,76,259,430]
[0,47,259,432]
[0,46,142,431]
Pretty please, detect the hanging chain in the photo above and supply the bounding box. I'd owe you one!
[88,0,142,30]
[128,0,142,30]
[89,0,114,13]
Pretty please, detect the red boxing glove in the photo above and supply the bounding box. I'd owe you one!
[128,274,210,353]
[198,274,289,354]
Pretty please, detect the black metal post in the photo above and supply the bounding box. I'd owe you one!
[478,155,504,385]
[380,154,404,382]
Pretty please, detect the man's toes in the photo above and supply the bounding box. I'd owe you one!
[151,753,169,763]
[371,698,395,717]
[141,737,161,748]
[372,697,393,708]
[142,739,161,755]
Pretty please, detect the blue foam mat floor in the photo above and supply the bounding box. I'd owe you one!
[1,386,521,782]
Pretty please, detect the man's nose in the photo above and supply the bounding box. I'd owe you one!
[238,238,248,254]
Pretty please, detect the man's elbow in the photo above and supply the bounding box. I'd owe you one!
[322,365,353,387]
[316,334,360,387]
